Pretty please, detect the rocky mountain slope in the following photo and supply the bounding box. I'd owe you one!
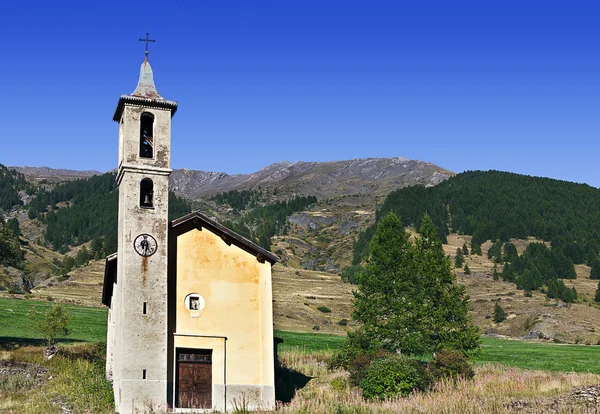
[170,157,453,199]
[9,166,101,183]
[10,157,453,200]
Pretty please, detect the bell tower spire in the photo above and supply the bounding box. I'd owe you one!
[107,36,177,414]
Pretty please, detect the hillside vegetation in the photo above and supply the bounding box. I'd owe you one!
[26,172,193,254]
[355,171,600,263]
[352,171,600,299]
[0,165,32,211]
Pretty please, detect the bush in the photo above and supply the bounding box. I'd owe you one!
[338,319,349,326]
[429,350,474,382]
[317,306,332,313]
[360,354,432,400]
[7,284,23,294]
[329,330,379,372]
[28,303,70,346]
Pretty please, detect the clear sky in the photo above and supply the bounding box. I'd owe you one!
[2,1,599,186]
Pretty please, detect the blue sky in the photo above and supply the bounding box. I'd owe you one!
[2,1,599,186]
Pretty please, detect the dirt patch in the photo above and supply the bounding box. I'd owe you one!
[0,360,49,386]
[508,384,600,413]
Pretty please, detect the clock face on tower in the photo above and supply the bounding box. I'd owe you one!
[133,234,158,257]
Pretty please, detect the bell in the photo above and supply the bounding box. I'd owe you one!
[144,194,152,205]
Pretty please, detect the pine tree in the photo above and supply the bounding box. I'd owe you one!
[470,242,482,256]
[503,242,518,262]
[353,212,480,356]
[0,221,23,268]
[462,243,469,256]
[455,248,464,268]
[493,302,506,323]
[590,257,600,280]
[594,281,600,303]
[5,218,21,238]
[464,264,471,275]
[492,264,500,281]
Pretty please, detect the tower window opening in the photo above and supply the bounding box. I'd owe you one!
[140,113,154,158]
[140,179,154,208]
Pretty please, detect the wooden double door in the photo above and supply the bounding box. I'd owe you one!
[176,348,212,409]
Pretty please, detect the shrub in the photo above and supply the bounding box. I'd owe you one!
[429,350,474,382]
[338,319,349,326]
[329,330,379,372]
[7,284,23,294]
[360,354,432,400]
[330,376,347,391]
[29,303,71,346]
[317,306,332,313]
[349,353,373,386]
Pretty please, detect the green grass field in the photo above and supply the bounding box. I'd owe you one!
[2,297,600,375]
[478,336,600,374]
[0,297,107,346]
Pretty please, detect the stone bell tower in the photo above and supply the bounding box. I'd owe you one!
[109,38,178,413]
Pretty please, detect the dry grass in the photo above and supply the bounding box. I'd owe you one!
[268,350,600,414]
[272,266,355,335]
[11,230,600,344]
[28,260,106,307]
[0,343,113,414]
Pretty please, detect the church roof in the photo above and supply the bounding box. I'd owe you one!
[113,57,178,122]
[101,212,279,307]
[170,211,280,265]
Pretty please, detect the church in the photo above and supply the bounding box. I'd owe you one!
[102,41,278,413]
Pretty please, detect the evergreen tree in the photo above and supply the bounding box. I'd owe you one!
[462,243,469,256]
[5,218,21,238]
[464,264,471,275]
[590,257,600,280]
[493,302,506,323]
[0,220,23,268]
[595,281,600,303]
[470,242,482,256]
[75,246,90,267]
[455,248,464,268]
[90,237,104,259]
[503,242,518,262]
[352,212,480,356]
[492,264,500,281]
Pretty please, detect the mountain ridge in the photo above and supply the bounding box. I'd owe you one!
[11,157,455,200]
[170,157,454,199]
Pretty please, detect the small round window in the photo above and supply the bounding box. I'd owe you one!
[184,293,205,311]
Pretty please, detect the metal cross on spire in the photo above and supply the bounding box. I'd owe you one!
[139,33,156,56]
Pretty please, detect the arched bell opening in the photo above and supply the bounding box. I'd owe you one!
[140,178,154,208]
[140,113,154,158]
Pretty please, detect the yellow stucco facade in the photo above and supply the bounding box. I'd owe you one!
[171,226,276,411]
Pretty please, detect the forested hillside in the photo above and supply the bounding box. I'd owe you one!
[0,218,23,268]
[28,172,193,254]
[0,164,32,211]
[215,189,318,250]
[0,165,29,269]
[352,171,600,300]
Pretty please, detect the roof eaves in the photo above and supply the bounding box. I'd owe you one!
[171,211,280,265]
[113,95,179,122]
